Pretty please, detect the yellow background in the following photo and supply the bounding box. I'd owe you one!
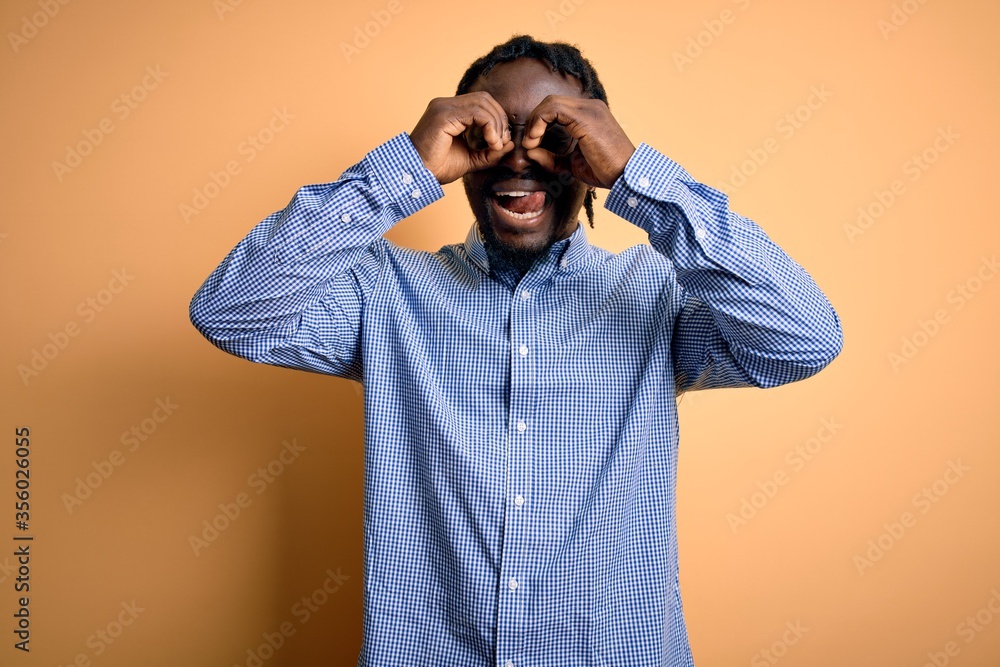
[2,0,998,665]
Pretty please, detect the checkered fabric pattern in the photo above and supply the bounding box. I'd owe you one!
[190,133,843,667]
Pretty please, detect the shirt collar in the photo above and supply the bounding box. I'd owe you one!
[463,219,593,278]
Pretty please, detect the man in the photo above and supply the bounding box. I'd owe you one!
[190,35,842,667]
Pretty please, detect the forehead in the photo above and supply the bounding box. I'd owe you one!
[467,58,585,120]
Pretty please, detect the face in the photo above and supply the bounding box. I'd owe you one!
[462,58,589,271]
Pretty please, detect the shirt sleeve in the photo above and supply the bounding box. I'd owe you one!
[604,143,843,392]
[188,132,444,381]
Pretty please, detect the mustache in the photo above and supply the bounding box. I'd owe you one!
[482,166,562,192]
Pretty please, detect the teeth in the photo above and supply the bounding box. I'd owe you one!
[492,190,547,219]
[500,208,542,220]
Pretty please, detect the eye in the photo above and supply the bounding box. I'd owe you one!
[463,125,489,151]
[539,123,577,156]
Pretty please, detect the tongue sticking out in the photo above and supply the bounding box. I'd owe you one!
[498,191,546,214]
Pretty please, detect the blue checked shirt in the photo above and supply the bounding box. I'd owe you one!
[190,133,842,666]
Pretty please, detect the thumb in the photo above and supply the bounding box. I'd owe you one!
[469,142,514,171]
[524,147,558,173]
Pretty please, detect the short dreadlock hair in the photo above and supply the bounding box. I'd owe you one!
[455,35,608,228]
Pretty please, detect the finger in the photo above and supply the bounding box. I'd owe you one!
[479,114,503,151]
[468,140,515,172]
[462,109,505,152]
[478,92,511,147]
[446,93,501,135]
[524,147,559,173]
[465,92,508,151]
[522,96,580,150]
[486,140,515,164]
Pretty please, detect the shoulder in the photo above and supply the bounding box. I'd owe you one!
[595,242,677,284]
[373,237,479,289]
[555,241,681,314]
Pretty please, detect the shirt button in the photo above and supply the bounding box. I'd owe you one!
[514,495,525,507]
[401,172,413,184]
[506,661,514,667]
[560,258,568,268]
[627,196,638,208]
[518,344,529,357]
[520,290,531,301]
[696,227,708,240]
[517,420,526,433]
[508,578,519,591]
[638,176,650,188]
[341,213,352,223]
[410,188,421,199]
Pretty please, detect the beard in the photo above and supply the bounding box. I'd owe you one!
[476,212,559,275]
[468,165,578,276]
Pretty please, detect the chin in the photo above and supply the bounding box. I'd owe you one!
[464,176,583,269]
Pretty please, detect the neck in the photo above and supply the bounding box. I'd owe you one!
[485,242,538,279]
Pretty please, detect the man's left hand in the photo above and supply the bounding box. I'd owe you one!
[521,95,636,190]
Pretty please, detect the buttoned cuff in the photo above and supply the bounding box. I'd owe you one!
[604,143,690,234]
[604,142,763,282]
[368,132,444,219]
[268,133,444,265]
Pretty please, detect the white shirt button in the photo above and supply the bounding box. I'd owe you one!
[638,176,650,188]
[401,172,413,184]
[518,344,529,357]
[517,420,526,433]
[520,290,531,301]
[695,228,708,240]
[506,661,514,667]
[627,196,638,208]
[410,189,421,199]
[514,495,525,507]
[560,258,568,268]
[341,213,352,223]
[508,578,519,591]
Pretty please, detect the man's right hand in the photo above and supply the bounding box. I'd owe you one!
[409,92,514,185]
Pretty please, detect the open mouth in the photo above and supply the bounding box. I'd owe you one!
[490,189,551,225]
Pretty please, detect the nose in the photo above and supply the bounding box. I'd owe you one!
[509,122,527,146]
[500,123,532,171]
